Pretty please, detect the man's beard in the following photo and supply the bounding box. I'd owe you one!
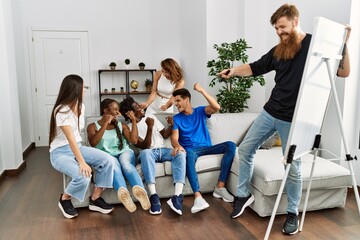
[273,30,301,60]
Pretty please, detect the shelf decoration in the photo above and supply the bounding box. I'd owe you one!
[109,62,116,70]
[125,59,130,69]
[145,78,153,92]
[130,80,139,92]
[138,62,145,70]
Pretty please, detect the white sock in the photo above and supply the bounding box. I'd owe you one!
[174,183,183,196]
[147,183,156,195]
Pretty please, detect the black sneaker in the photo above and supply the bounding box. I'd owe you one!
[282,212,299,235]
[58,194,78,219]
[149,193,162,215]
[230,194,254,219]
[89,197,114,214]
[167,194,183,215]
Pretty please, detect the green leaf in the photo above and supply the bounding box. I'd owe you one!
[207,38,265,113]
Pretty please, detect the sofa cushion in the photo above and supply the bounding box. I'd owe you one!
[231,147,352,196]
[207,112,258,146]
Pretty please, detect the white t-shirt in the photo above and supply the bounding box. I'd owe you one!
[49,104,85,152]
[129,113,166,149]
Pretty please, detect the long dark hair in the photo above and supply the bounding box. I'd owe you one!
[100,98,123,150]
[49,74,83,145]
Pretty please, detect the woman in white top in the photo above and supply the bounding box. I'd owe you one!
[49,74,114,219]
[140,58,185,115]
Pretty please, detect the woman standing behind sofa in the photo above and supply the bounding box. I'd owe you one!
[49,74,114,219]
[140,58,185,114]
[87,98,150,213]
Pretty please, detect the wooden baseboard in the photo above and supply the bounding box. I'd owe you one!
[6,160,27,177]
[0,171,6,183]
[348,186,360,194]
[0,142,35,183]
[23,142,35,159]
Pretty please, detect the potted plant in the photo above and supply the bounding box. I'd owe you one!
[138,62,145,70]
[124,59,130,69]
[207,38,265,113]
[144,78,153,92]
[109,62,116,70]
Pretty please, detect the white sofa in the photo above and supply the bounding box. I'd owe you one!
[64,112,352,216]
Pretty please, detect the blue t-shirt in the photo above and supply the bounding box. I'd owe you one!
[173,106,211,150]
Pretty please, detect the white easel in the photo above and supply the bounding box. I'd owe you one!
[264,23,360,240]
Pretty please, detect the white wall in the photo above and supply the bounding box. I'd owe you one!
[0,0,24,174]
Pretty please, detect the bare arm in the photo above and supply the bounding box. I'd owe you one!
[62,125,92,177]
[159,116,173,139]
[122,111,138,144]
[134,117,154,149]
[171,129,186,156]
[140,71,161,109]
[87,114,114,147]
[337,26,351,78]
[161,79,185,111]
[193,83,220,115]
[219,64,253,78]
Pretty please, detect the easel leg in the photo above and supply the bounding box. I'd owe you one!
[264,164,291,240]
[325,59,360,215]
[299,149,318,231]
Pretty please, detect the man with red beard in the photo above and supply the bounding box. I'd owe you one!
[219,3,351,235]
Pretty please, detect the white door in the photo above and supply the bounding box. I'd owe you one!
[31,30,91,146]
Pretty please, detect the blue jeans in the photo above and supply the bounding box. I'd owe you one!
[186,141,236,193]
[237,110,302,215]
[113,149,144,190]
[50,143,114,202]
[139,148,186,184]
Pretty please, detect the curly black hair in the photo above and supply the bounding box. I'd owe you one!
[119,96,135,121]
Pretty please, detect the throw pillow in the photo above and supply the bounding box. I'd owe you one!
[260,132,279,149]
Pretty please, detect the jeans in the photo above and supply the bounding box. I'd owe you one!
[50,143,114,202]
[237,110,302,214]
[113,149,144,190]
[139,148,186,184]
[186,141,236,193]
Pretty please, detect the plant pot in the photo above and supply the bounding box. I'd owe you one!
[139,66,145,70]
[110,66,116,70]
[146,85,152,92]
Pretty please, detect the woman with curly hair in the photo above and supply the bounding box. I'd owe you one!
[140,58,185,114]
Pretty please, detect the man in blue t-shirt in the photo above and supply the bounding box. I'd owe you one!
[171,83,236,214]
[219,3,351,235]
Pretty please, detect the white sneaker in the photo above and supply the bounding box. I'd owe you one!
[191,197,210,214]
[213,187,234,202]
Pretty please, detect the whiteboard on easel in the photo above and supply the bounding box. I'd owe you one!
[284,17,347,161]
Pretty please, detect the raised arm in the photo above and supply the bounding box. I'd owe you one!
[87,114,114,147]
[193,83,220,115]
[159,116,173,139]
[122,111,139,144]
[337,25,351,78]
[134,117,154,149]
